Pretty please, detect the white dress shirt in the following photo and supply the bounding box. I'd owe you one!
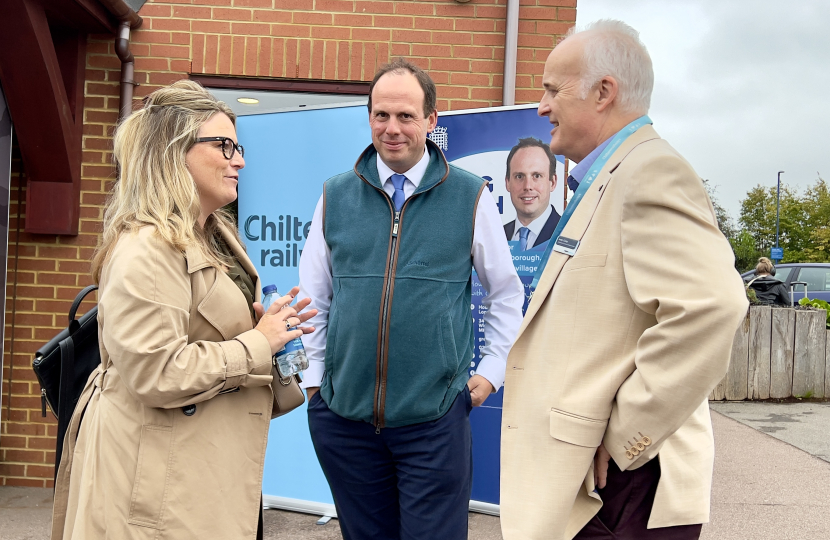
[509,204,553,248]
[297,146,524,392]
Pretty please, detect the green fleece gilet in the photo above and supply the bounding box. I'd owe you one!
[320,141,486,428]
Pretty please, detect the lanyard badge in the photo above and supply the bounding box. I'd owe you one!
[551,236,579,257]
[530,116,653,289]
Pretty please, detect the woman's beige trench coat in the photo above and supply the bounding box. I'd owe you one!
[51,224,277,539]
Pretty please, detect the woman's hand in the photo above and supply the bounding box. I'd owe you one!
[253,286,317,356]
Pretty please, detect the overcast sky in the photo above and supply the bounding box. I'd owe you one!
[575,0,830,218]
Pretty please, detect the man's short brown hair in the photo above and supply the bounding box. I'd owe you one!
[367,58,437,118]
[505,137,557,180]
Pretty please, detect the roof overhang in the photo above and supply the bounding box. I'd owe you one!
[0,0,142,235]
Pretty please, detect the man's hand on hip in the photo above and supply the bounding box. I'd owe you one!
[594,443,612,489]
[467,375,494,407]
[306,387,319,401]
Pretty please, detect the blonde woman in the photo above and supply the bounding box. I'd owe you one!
[50,80,316,539]
[747,257,791,306]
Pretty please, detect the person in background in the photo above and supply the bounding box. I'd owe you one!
[50,80,316,540]
[747,257,791,305]
[503,137,561,250]
[500,20,748,540]
[297,58,524,540]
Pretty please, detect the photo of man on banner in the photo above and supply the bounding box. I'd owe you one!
[502,137,561,251]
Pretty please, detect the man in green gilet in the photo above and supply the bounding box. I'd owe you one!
[297,59,524,539]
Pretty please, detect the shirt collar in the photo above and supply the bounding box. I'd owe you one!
[517,204,552,237]
[376,146,430,188]
[569,135,614,185]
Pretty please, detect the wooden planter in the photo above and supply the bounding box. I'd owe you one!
[710,306,828,400]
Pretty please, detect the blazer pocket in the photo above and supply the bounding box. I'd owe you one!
[564,254,607,272]
[128,425,173,529]
[549,408,608,448]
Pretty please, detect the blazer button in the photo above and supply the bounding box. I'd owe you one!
[182,404,197,416]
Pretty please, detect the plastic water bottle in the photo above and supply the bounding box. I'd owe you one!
[261,284,309,378]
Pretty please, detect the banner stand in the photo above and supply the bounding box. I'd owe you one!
[262,495,336,519]
[262,496,500,519]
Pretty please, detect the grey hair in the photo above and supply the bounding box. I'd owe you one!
[565,19,654,115]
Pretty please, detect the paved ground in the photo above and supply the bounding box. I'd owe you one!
[702,405,830,540]
[0,486,503,539]
[711,400,830,462]
[2,404,829,539]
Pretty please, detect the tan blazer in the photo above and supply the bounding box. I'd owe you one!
[52,223,275,540]
[500,125,748,540]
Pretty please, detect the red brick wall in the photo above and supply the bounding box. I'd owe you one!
[0,0,575,485]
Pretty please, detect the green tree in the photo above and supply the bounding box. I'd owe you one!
[801,177,830,262]
[729,230,762,273]
[702,179,736,240]
[738,183,807,263]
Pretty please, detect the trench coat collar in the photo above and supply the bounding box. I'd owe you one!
[184,220,263,302]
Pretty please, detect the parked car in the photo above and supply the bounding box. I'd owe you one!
[741,263,830,303]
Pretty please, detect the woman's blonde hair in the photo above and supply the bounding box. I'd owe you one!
[92,80,240,282]
[755,257,775,275]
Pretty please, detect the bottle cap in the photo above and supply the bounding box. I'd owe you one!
[262,284,278,296]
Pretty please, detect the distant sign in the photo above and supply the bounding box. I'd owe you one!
[771,247,784,260]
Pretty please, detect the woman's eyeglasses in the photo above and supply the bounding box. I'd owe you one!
[194,137,245,159]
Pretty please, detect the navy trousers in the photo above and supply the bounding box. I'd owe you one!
[307,388,473,540]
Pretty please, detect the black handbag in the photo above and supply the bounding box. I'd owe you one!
[31,285,101,478]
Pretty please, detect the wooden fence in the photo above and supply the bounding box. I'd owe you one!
[710,306,829,400]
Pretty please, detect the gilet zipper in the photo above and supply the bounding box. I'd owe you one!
[375,209,402,433]
[351,146,449,433]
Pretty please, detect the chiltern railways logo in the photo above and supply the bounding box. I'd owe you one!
[428,126,448,151]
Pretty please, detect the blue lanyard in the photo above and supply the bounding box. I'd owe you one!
[530,116,653,289]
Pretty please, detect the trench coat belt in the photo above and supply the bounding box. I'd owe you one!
[92,365,105,391]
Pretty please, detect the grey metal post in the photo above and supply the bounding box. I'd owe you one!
[775,170,784,259]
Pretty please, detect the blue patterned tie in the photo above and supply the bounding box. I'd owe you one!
[519,227,530,251]
[391,174,407,211]
[567,175,579,192]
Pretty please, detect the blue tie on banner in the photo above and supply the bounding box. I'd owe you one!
[237,103,562,514]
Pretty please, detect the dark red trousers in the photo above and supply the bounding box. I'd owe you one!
[573,459,703,540]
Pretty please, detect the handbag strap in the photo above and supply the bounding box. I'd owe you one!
[68,285,98,332]
[51,285,98,480]
[55,336,76,480]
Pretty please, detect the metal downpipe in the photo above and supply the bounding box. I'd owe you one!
[115,21,137,121]
[502,0,520,106]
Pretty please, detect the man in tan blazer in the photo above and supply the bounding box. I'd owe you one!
[500,20,748,540]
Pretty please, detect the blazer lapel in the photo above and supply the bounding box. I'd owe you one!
[515,125,660,342]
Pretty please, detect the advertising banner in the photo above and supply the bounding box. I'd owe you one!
[236,103,561,514]
[238,104,370,513]
[435,106,563,505]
